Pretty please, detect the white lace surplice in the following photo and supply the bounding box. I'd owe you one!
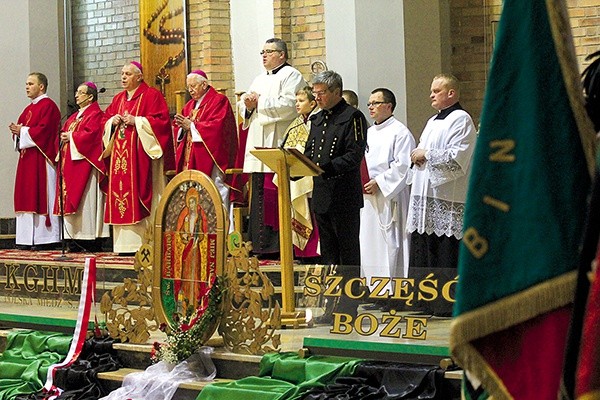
[406,109,477,239]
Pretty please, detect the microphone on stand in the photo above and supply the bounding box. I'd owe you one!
[56,93,81,260]
[279,130,290,150]
[56,122,72,261]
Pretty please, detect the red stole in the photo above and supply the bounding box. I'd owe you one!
[55,102,106,215]
[175,86,237,181]
[104,82,174,225]
[14,97,60,214]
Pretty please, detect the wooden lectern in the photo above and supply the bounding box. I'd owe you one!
[250,147,323,328]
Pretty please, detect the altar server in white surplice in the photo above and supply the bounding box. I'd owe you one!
[360,88,415,294]
[406,74,477,317]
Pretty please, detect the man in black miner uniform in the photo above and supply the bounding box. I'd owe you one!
[304,71,368,322]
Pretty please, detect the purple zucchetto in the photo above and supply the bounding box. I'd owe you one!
[84,81,97,90]
[190,69,207,79]
[130,61,143,73]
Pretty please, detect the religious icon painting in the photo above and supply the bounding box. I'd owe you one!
[153,170,226,339]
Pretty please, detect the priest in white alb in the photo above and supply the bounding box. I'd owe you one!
[360,88,415,299]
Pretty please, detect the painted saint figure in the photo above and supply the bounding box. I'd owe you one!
[174,187,208,312]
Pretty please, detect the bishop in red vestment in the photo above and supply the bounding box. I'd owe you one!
[102,62,175,253]
[173,70,237,208]
[54,82,108,249]
[9,72,61,248]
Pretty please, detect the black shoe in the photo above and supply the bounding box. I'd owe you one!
[66,240,83,253]
[319,298,359,323]
[69,240,103,253]
[336,306,359,320]
[431,312,453,318]
[314,313,334,325]
[31,243,60,251]
[362,303,382,311]
[314,310,358,325]
[315,297,338,325]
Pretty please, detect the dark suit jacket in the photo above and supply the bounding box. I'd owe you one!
[305,99,367,214]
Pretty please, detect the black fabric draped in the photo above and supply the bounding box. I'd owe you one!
[15,336,121,400]
[300,361,460,400]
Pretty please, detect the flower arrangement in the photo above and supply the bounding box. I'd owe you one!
[151,275,225,364]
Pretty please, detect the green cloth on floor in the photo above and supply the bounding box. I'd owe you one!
[197,352,361,400]
[0,330,71,400]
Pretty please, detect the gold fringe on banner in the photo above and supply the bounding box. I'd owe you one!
[546,0,597,178]
[451,271,578,399]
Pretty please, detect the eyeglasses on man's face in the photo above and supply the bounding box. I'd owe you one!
[260,49,282,55]
[312,89,330,97]
[366,101,387,108]
[186,80,208,91]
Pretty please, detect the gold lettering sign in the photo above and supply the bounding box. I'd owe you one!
[303,273,459,338]
[2,263,83,296]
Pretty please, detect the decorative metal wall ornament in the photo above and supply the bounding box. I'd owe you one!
[140,0,188,109]
[219,233,282,355]
[142,0,185,74]
[310,60,328,76]
[143,0,184,46]
[101,242,159,344]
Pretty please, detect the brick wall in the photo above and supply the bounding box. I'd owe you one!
[274,0,292,46]
[72,0,140,109]
[448,0,494,127]
[449,0,600,126]
[288,0,326,80]
[70,1,600,119]
[187,0,234,99]
[568,1,600,63]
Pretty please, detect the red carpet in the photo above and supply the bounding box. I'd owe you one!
[0,249,134,266]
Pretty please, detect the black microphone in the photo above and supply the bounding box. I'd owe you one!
[63,100,78,124]
[99,87,106,94]
[279,130,291,150]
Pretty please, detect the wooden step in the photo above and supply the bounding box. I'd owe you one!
[94,338,261,398]
[97,367,233,399]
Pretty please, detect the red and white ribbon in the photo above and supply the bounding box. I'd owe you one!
[43,256,97,399]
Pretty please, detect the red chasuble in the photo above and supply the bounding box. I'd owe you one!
[54,102,106,215]
[175,86,237,179]
[103,82,175,225]
[14,97,60,215]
